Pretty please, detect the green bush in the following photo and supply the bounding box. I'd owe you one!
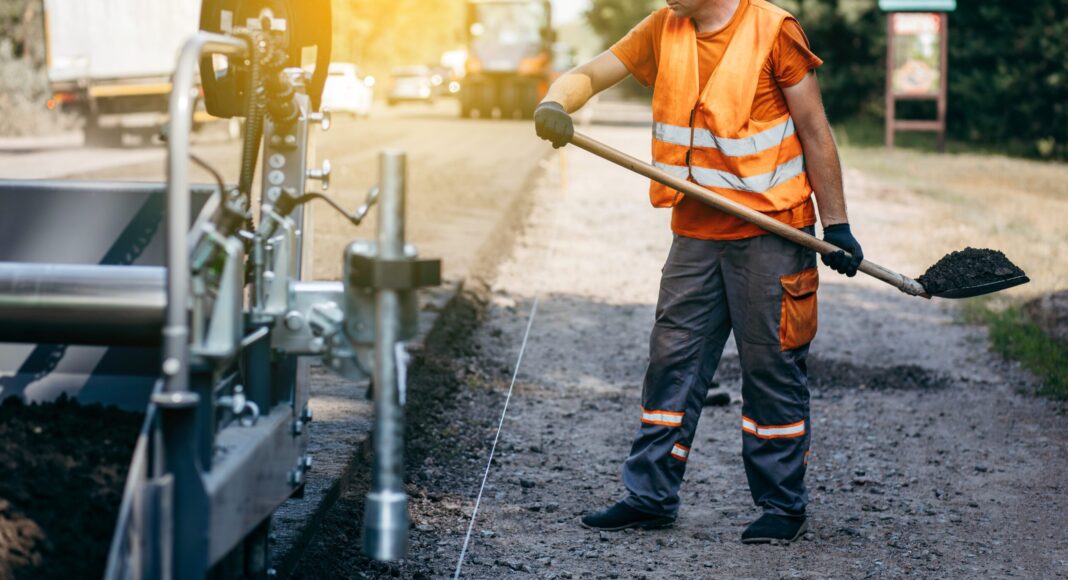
[585,0,659,51]
[788,0,886,123]
[584,0,1068,160]
[796,0,1068,160]
[948,1,1068,160]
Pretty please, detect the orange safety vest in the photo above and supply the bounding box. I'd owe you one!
[650,0,812,214]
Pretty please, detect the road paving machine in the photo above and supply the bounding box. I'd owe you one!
[0,0,438,577]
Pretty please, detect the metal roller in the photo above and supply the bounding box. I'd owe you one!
[0,262,165,346]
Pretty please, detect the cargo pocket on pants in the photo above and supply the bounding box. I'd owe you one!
[780,268,819,351]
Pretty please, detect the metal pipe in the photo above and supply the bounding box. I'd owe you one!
[0,263,165,345]
[152,32,250,580]
[363,151,409,561]
[165,33,248,394]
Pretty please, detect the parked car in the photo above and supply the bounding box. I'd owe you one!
[321,62,374,118]
[387,66,435,106]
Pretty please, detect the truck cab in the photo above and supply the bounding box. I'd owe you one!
[460,0,554,120]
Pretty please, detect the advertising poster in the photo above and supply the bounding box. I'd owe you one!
[891,12,942,96]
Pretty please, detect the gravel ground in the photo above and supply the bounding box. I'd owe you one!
[0,101,555,577]
[296,119,1067,578]
[4,101,1064,578]
[0,397,141,580]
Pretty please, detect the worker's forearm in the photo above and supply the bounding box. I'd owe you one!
[802,123,849,227]
[540,51,631,114]
[541,71,596,114]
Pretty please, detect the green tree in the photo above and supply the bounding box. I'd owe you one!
[948,0,1068,158]
[585,0,658,50]
[785,0,886,122]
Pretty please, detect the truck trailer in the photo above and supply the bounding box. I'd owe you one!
[43,0,209,146]
[460,0,554,120]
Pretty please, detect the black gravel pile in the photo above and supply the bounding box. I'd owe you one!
[807,359,952,392]
[0,395,141,580]
[917,247,1025,295]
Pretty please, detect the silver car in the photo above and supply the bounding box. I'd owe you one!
[387,66,434,106]
[322,62,375,118]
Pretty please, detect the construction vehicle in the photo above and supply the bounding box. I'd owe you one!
[43,0,210,146]
[0,0,439,576]
[460,0,555,119]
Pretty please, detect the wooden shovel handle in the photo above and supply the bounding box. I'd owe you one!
[569,131,928,297]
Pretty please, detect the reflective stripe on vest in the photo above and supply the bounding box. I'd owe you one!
[654,154,805,194]
[653,116,797,158]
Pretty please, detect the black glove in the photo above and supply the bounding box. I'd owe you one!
[822,223,864,277]
[534,101,573,149]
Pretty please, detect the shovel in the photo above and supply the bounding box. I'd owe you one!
[569,131,1029,299]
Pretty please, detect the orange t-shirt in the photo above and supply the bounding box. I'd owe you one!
[611,2,825,240]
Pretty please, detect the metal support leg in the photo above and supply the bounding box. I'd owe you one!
[191,367,215,470]
[244,323,274,411]
[362,151,409,561]
[154,394,209,579]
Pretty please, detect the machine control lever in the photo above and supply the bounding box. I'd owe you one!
[280,184,378,228]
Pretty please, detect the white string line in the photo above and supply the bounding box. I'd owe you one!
[452,148,569,579]
[452,297,539,580]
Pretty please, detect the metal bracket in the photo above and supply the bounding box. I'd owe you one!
[270,281,372,380]
[348,254,441,291]
[343,241,430,345]
[191,236,245,361]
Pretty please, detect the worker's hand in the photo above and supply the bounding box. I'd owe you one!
[534,101,573,149]
[821,223,864,277]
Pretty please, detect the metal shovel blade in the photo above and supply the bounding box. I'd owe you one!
[929,275,1031,299]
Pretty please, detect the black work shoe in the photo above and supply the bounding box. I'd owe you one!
[580,502,675,531]
[741,513,809,544]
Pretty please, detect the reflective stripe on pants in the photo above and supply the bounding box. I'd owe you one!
[622,230,815,517]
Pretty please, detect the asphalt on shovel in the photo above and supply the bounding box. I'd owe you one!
[569,131,1029,299]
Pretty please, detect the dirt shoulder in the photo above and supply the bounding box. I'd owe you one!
[296,119,1066,578]
[838,145,1068,303]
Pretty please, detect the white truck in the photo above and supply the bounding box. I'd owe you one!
[43,0,210,146]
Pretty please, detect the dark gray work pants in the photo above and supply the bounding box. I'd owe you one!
[622,230,818,518]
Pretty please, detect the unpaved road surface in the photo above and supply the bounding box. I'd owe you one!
[0,100,554,576]
[0,100,549,283]
[296,117,1067,578]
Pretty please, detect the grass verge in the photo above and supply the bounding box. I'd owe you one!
[961,300,1068,401]
[831,117,1063,161]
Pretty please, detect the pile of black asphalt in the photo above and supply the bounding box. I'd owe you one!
[917,247,1026,295]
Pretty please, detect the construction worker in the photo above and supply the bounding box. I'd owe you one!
[533,0,863,543]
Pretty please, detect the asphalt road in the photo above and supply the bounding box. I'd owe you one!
[0,99,552,283]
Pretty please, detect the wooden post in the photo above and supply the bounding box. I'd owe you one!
[937,12,949,152]
[885,14,896,151]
